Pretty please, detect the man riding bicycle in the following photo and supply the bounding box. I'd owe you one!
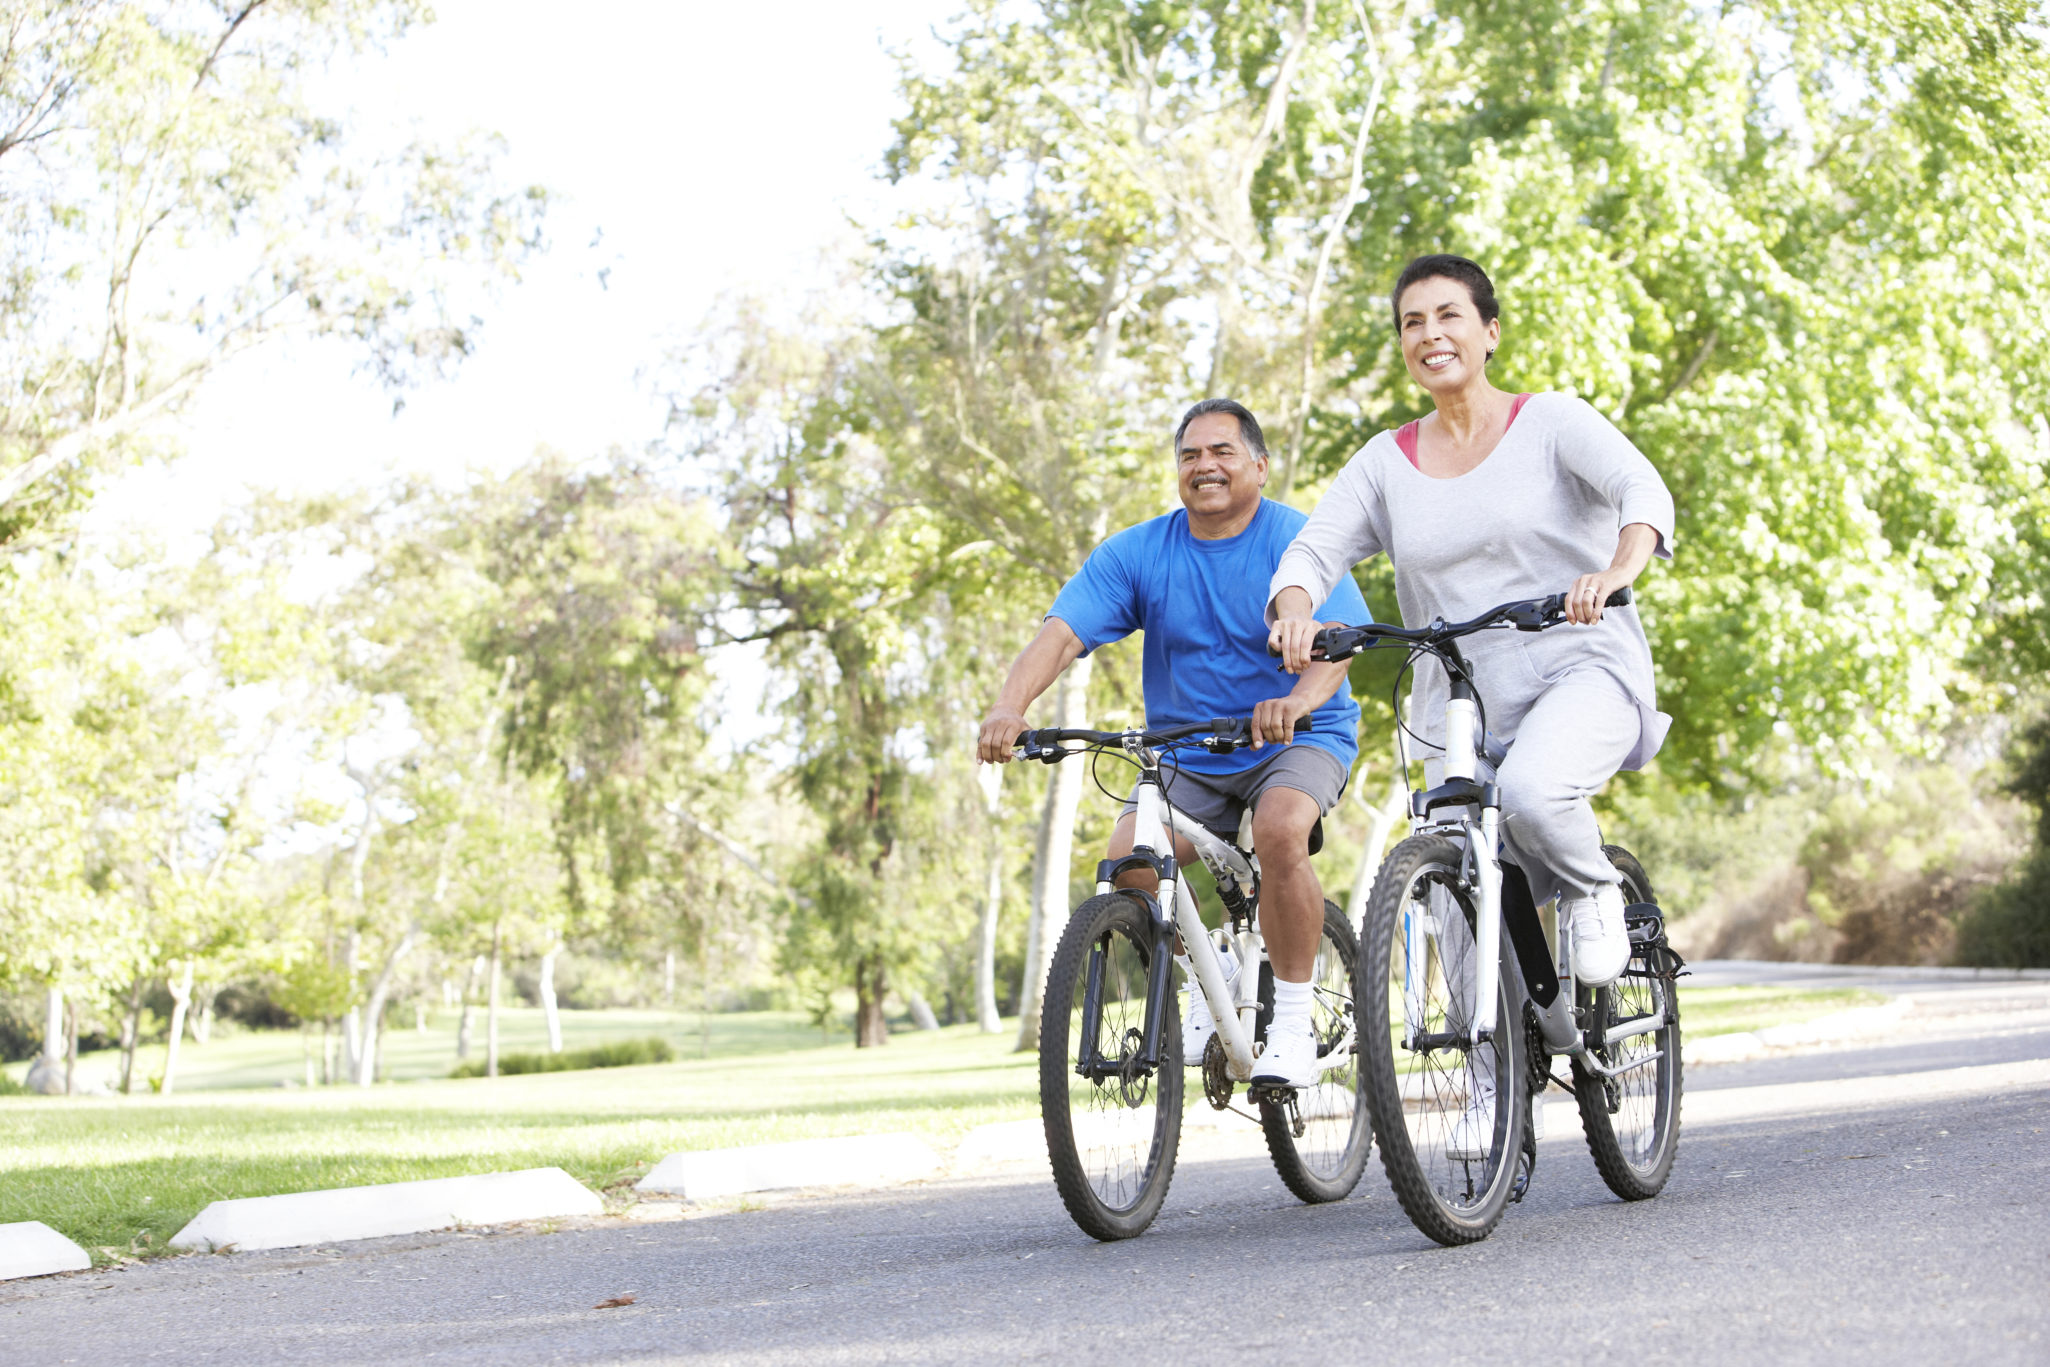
[976,398,1370,1089]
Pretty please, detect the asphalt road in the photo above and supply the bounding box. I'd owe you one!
[7,982,2048,1366]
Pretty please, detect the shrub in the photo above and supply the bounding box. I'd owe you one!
[1956,713,2050,968]
[0,1071,26,1096]
[450,1035,674,1079]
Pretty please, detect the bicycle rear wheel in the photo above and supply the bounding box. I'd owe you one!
[1573,846,1682,1200]
[1040,892,1183,1241]
[1259,898,1371,1203]
[1358,834,1526,1246]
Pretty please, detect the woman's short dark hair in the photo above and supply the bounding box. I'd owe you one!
[1390,254,1501,333]
[1173,397,1268,461]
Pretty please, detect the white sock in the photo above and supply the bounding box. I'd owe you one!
[1270,976,1312,1035]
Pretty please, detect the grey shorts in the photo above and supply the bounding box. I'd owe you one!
[1123,743,1349,843]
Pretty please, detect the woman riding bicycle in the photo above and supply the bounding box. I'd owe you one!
[1265,254,1675,988]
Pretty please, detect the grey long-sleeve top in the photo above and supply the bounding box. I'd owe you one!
[1267,392,1677,771]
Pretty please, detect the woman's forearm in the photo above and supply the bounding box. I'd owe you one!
[1609,522,1660,583]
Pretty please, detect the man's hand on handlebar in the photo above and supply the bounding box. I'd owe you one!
[1249,694,1312,749]
[978,707,1030,764]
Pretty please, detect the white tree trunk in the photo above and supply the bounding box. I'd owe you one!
[1346,774,1409,933]
[456,953,483,1060]
[1014,653,1093,1052]
[189,985,214,1045]
[341,927,363,1084]
[160,962,195,1097]
[485,921,503,1079]
[43,987,62,1064]
[975,760,1004,1033]
[539,944,563,1053]
[905,991,940,1031]
[354,927,419,1086]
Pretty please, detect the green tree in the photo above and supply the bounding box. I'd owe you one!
[0,0,546,543]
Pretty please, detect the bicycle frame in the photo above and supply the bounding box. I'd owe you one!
[1099,762,1264,1080]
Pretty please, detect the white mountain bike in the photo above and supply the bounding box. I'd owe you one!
[1304,587,1685,1245]
[1017,716,1371,1241]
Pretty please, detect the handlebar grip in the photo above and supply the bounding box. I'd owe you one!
[1606,586,1633,608]
[1294,716,1312,736]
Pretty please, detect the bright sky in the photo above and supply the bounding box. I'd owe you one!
[90,0,956,542]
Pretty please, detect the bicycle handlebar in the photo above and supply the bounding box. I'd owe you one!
[1015,715,1310,763]
[1269,587,1634,664]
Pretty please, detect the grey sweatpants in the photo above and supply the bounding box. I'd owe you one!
[1426,669,1642,905]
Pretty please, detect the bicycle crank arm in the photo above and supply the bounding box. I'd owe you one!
[1602,1010,1668,1048]
[1574,1048,1665,1080]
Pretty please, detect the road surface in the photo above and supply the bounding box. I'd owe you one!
[6,971,2046,1365]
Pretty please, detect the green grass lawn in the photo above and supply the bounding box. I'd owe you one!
[0,984,1882,1263]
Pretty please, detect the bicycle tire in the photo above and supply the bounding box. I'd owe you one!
[1572,845,1682,1200]
[1259,898,1372,1203]
[1358,834,1526,1246]
[1039,892,1183,1241]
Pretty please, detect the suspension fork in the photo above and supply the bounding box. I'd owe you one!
[1072,892,1180,1077]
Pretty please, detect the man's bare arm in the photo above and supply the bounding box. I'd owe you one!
[977,618,1085,763]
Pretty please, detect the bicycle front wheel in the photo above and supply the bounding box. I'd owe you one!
[1259,898,1371,1203]
[1358,834,1526,1246]
[1573,846,1683,1200]
[1039,892,1183,1241]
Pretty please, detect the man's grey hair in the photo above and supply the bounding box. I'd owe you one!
[1173,398,1269,462]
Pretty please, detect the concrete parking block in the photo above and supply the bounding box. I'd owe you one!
[0,1222,91,1281]
[169,1167,602,1253]
[638,1133,941,1200]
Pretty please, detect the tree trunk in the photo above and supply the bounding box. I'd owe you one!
[414,1001,427,1033]
[456,953,483,1061]
[1346,774,1409,933]
[341,927,362,1084]
[302,1025,316,1088]
[189,984,215,1045]
[485,920,503,1079]
[118,975,146,1095]
[539,944,563,1053]
[161,961,194,1097]
[975,761,1004,1034]
[43,987,63,1065]
[64,997,78,1096]
[1015,653,1093,1052]
[854,958,890,1048]
[905,990,940,1031]
[355,926,419,1086]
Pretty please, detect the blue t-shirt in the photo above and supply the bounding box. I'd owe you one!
[1048,499,1368,776]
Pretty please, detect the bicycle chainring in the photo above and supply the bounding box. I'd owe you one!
[1201,1032,1234,1110]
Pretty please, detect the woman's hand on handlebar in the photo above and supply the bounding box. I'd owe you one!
[1267,586,1321,674]
[1564,568,1634,625]
[978,707,1029,763]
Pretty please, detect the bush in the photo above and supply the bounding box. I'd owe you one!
[1955,713,2050,968]
[0,1070,26,1096]
[450,1035,675,1079]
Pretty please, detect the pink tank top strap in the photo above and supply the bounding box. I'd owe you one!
[1397,394,1534,469]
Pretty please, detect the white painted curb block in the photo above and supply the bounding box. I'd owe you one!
[169,1167,601,1253]
[953,1119,1046,1171]
[1684,997,1911,1067]
[639,1133,941,1200]
[0,1222,91,1280]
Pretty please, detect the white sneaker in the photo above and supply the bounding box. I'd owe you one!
[1249,1022,1321,1090]
[1567,882,1630,986]
[1446,1100,1495,1160]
